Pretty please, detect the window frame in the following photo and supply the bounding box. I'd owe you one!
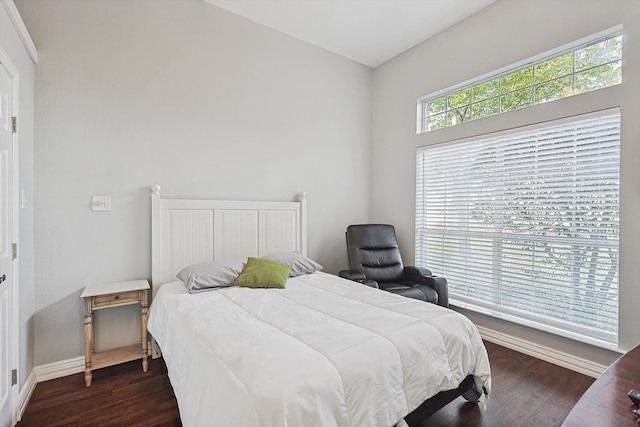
[416,25,623,134]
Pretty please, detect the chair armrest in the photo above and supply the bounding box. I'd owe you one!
[338,269,379,288]
[339,269,365,281]
[404,266,432,277]
[359,279,379,288]
[404,266,449,308]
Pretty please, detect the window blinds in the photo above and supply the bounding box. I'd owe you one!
[416,110,620,346]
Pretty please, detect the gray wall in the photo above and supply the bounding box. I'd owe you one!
[0,0,35,393]
[16,0,372,366]
[372,0,640,365]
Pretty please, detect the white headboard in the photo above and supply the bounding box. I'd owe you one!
[150,184,307,296]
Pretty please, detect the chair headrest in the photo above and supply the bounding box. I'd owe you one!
[347,224,398,249]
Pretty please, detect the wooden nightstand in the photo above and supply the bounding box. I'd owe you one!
[80,279,150,387]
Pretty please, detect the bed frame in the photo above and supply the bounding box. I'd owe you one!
[150,184,307,296]
[148,184,479,426]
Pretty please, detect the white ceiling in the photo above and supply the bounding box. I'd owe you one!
[203,0,495,68]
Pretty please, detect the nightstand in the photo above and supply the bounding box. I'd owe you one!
[80,279,150,387]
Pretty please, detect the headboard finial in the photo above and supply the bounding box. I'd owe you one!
[150,184,162,195]
[297,192,307,202]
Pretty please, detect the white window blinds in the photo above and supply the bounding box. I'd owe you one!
[416,110,620,346]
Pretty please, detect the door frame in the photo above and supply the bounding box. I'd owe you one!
[0,42,20,427]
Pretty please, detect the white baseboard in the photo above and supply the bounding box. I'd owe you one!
[15,358,83,422]
[477,325,607,378]
[17,369,37,421]
[34,356,84,383]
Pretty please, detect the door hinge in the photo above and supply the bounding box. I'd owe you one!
[11,242,17,260]
[11,116,16,133]
[11,369,17,386]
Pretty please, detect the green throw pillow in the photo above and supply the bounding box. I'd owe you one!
[235,257,292,289]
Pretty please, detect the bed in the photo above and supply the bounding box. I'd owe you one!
[146,185,491,427]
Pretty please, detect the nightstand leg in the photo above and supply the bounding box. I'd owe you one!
[141,290,149,373]
[84,298,93,387]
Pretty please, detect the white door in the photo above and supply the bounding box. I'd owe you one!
[0,60,15,427]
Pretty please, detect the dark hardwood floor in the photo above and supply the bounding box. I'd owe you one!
[17,341,594,427]
[422,341,594,427]
[18,358,181,427]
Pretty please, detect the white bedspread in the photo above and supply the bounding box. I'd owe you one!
[148,272,491,427]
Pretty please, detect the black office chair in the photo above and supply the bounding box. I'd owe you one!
[338,224,448,307]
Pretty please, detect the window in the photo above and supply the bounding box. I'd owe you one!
[417,28,622,133]
[415,110,620,347]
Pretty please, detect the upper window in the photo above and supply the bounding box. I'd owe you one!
[417,28,622,133]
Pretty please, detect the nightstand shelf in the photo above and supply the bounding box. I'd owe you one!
[80,279,150,387]
[91,343,144,370]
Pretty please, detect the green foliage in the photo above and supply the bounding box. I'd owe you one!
[575,37,622,71]
[576,62,622,93]
[472,79,499,102]
[535,75,572,104]
[501,68,533,93]
[424,35,623,132]
[448,89,470,108]
[472,97,499,120]
[427,97,447,114]
[501,87,532,112]
[427,112,446,131]
[535,53,573,82]
[448,108,469,126]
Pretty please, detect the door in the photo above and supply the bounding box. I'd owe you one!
[0,60,15,427]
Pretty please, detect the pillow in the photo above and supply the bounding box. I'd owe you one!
[176,260,244,293]
[234,257,292,289]
[261,251,322,277]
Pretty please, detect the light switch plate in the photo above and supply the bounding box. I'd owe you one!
[91,196,111,212]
